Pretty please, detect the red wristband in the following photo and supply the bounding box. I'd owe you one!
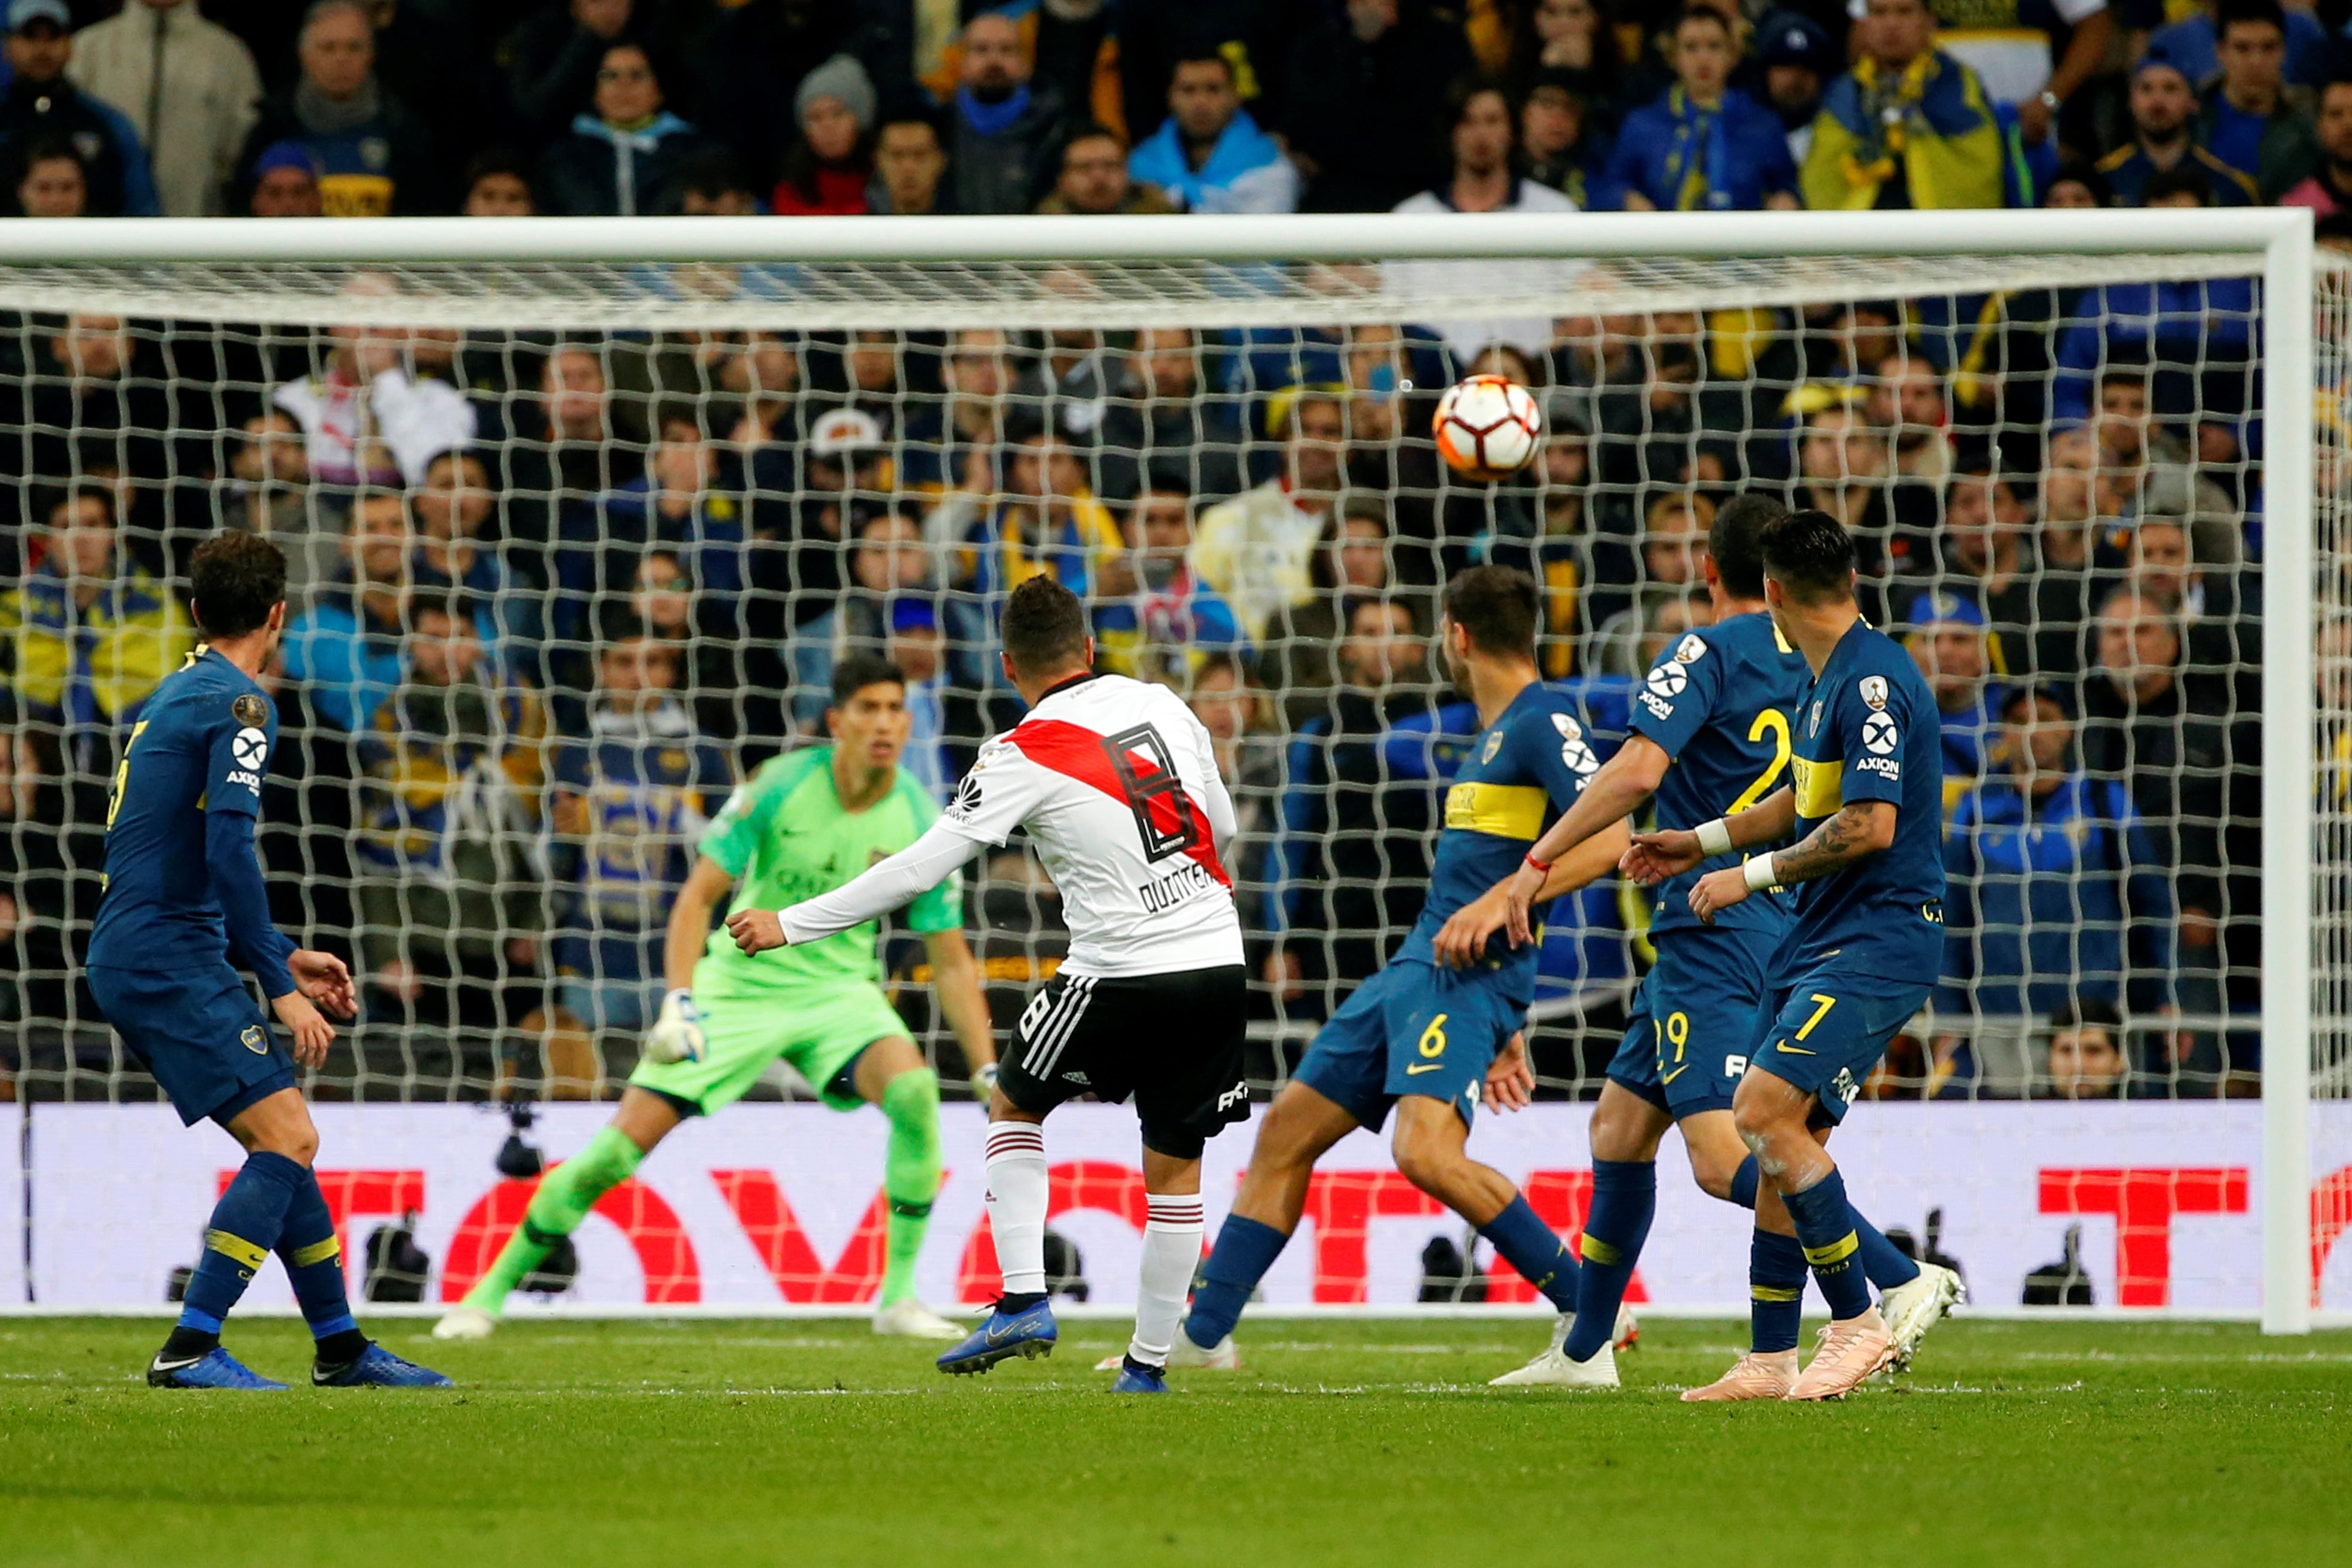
[1524,853,1554,875]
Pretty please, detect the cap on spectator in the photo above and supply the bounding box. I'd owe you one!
[1758,10,1836,74]
[1542,388,1594,438]
[809,406,885,457]
[254,140,326,180]
[796,53,879,135]
[1903,589,1987,633]
[2134,49,2193,89]
[2000,678,2074,720]
[8,0,69,32]
[890,597,940,634]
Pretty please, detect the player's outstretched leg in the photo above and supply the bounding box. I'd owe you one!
[1383,1096,1589,1385]
[1111,1146,1207,1393]
[938,1113,1058,1374]
[150,1090,330,1390]
[1685,1216,1807,1402]
[277,1164,450,1387]
[1178,1082,1362,1361]
[1733,1075,1891,1401]
[861,1048,962,1339]
[1498,1083,1670,1385]
[435,1098,669,1340]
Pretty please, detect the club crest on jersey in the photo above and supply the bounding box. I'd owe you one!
[1808,700,1823,736]
[1481,730,1504,764]
[239,1025,266,1054]
[1673,633,1707,664]
[232,693,268,728]
[1859,675,1889,711]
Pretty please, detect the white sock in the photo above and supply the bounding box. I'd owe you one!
[984,1122,1049,1297]
[1128,1192,1205,1367]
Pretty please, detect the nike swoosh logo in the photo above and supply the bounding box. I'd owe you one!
[1404,1064,1445,1075]
[1775,1042,1815,1056]
[1661,1065,1690,1085]
[151,1355,204,1373]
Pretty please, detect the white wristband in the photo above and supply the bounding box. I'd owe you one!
[1743,854,1779,892]
[1695,818,1733,857]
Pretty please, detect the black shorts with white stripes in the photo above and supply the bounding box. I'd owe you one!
[999,965,1249,1159]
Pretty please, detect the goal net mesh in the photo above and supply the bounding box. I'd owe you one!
[0,242,2341,1313]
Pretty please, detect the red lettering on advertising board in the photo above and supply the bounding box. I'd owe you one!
[2038,1167,2248,1306]
[438,1176,700,1302]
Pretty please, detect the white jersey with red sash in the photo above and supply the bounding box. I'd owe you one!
[938,672,1243,978]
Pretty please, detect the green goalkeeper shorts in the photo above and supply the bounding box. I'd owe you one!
[628,982,913,1114]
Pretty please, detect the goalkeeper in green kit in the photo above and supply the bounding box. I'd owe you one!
[436,654,999,1340]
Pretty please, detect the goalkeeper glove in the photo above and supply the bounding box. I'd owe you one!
[642,989,707,1066]
[970,1062,1000,1101]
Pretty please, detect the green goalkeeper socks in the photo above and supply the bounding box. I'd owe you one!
[463,1124,644,1312]
[878,1068,943,1307]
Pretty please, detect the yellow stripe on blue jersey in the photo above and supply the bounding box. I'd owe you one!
[1443,780,1548,841]
[1790,754,1844,820]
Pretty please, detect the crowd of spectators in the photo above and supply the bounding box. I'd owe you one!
[0,0,2313,1105]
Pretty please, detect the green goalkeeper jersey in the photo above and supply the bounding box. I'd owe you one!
[692,746,961,999]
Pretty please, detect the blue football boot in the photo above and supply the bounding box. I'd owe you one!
[936,1297,1057,1375]
[147,1346,287,1390]
[313,1342,454,1388]
[1110,1357,1170,1394]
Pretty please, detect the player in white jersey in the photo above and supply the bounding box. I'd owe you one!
[731,577,1248,1394]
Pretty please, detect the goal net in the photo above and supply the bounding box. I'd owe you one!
[0,211,2339,1326]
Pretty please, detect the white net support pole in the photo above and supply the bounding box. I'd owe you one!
[2261,213,2316,1337]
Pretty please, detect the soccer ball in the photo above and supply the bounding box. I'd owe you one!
[1432,374,1542,482]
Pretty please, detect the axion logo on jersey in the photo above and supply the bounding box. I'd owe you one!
[1645,660,1688,699]
[1551,712,1598,774]
[231,727,268,771]
[1862,713,1899,755]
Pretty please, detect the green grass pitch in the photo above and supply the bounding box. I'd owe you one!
[2,1316,2347,1567]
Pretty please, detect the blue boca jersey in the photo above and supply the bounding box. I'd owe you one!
[87,646,295,996]
[1629,612,1810,940]
[1783,619,1947,983]
[1396,681,1602,1005]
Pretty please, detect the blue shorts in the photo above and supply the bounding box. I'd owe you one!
[1748,963,1933,1126]
[1293,959,1523,1131]
[87,964,298,1128]
[1606,925,1775,1118]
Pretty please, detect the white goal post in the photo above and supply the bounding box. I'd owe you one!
[0,209,2330,1329]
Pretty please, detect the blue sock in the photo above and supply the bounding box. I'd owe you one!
[278,1170,367,1362]
[1478,1193,1579,1313]
[1729,1155,1760,1211]
[176,1151,306,1340]
[1854,1210,1922,1291]
[1780,1168,1872,1320]
[1750,1229,1807,1353]
[1563,1160,1654,1361]
[1183,1215,1289,1349]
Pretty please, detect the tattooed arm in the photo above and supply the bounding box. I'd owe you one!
[1686,801,1896,924]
